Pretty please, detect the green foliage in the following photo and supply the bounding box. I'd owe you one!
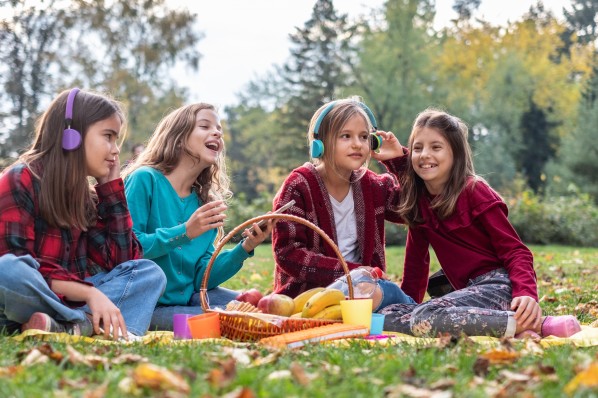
[351,0,437,141]
[0,0,199,156]
[508,189,598,247]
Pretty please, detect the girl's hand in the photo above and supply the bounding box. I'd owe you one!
[185,200,227,240]
[241,219,273,252]
[511,295,542,332]
[370,131,404,162]
[96,155,121,185]
[86,287,128,340]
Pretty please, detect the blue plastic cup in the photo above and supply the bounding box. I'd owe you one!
[370,313,386,335]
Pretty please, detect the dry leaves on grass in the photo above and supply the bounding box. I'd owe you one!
[207,357,237,389]
[118,363,190,395]
[564,362,598,395]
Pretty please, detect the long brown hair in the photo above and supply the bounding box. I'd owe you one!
[16,88,124,230]
[398,108,475,226]
[122,103,231,203]
[308,97,373,180]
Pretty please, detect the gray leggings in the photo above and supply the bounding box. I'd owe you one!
[379,268,514,337]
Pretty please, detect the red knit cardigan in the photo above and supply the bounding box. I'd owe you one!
[272,157,406,297]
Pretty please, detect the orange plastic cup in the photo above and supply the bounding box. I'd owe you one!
[187,313,221,339]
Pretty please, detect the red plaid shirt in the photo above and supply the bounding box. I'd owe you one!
[0,164,142,292]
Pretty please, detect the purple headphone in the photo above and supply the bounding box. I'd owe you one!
[62,88,82,150]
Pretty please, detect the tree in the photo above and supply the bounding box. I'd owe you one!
[452,0,481,20]
[0,0,200,157]
[0,0,78,156]
[273,0,357,171]
[349,0,437,143]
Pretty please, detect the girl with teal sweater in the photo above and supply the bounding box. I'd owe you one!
[123,103,272,330]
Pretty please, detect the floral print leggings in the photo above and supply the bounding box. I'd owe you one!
[379,268,515,337]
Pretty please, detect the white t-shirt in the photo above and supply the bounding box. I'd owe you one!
[329,186,360,263]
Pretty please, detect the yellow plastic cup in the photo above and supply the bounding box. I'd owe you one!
[187,313,221,339]
[340,299,373,331]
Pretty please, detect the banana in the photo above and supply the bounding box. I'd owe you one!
[290,312,302,318]
[302,288,345,318]
[311,304,342,320]
[293,287,325,314]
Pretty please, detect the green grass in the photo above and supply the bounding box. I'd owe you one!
[1,245,597,397]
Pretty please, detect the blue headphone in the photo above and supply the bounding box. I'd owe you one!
[310,101,382,158]
[62,88,82,151]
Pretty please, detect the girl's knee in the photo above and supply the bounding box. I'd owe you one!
[0,255,41,287]
[135,259,167,289]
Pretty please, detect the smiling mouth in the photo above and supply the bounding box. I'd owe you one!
[205,142,220,151]
[419,164,437,169]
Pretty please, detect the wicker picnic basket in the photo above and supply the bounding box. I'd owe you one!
[200,213,354,342]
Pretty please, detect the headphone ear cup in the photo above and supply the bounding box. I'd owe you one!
[370,134,382,151]
[311,139,324,158]
[63,128,82,151]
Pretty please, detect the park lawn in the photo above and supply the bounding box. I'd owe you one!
[0,244,597,397]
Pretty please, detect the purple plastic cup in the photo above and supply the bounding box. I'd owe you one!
[173,314,193,339]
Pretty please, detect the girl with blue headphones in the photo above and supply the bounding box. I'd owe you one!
[0,88,166,340]
[271,96,415,310]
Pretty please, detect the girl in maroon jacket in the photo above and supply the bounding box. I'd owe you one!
[380,108,581,338]
[272,97,415,311]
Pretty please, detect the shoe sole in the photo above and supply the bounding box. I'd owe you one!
[21,312,52,332]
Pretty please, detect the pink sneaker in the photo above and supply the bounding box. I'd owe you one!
[21,312,67,333]
[541,315,582,338]
[21,312,92,335]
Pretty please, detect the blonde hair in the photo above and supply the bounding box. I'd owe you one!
[308,97,373,181]
[122,103,231,203]
[398,108,475,225]
[16,88,125,230]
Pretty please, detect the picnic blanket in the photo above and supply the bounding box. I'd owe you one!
[12,324,598,348]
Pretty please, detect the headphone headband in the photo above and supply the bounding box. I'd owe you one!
[65,88,80,123]
[310,100,381,158]
[62,88,82,150]
[313,100,378,139]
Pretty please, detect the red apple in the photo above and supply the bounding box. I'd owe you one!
[257,293,295,316]
[235,288,263,306]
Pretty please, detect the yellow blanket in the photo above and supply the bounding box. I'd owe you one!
[12,325,598,348]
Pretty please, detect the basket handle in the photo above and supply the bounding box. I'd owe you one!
[200,213,354,311]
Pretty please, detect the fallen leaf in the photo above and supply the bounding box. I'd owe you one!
[564,362,598,395]
[384,383,453,398]
[206,358,236,388]
[480,349,520,364]
[266,369,291,380]
[66,345,107,367]
[290,362,315,386]
[132,363,190,394]
[473,357,489,376]
[111,353,148,365]
[0,366,23,377]
[498,369,532,382]
[20,349,49,366]
[219,386,256,398]
[82,381,108,398]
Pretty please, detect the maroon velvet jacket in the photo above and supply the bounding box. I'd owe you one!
[272,157,406,298]
[401,177,537,303]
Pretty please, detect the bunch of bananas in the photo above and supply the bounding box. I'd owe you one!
[290,287,345,320]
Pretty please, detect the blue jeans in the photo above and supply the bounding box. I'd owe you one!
[376,279,416,311]
[150,287,239,331]
[0,254,166,336]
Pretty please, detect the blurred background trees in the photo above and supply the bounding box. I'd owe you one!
[1,0,597,246]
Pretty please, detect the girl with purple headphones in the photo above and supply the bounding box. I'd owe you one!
[0,88,166,340]
[271,96,415,311]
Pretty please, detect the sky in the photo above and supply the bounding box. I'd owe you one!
[169,0,571,108]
